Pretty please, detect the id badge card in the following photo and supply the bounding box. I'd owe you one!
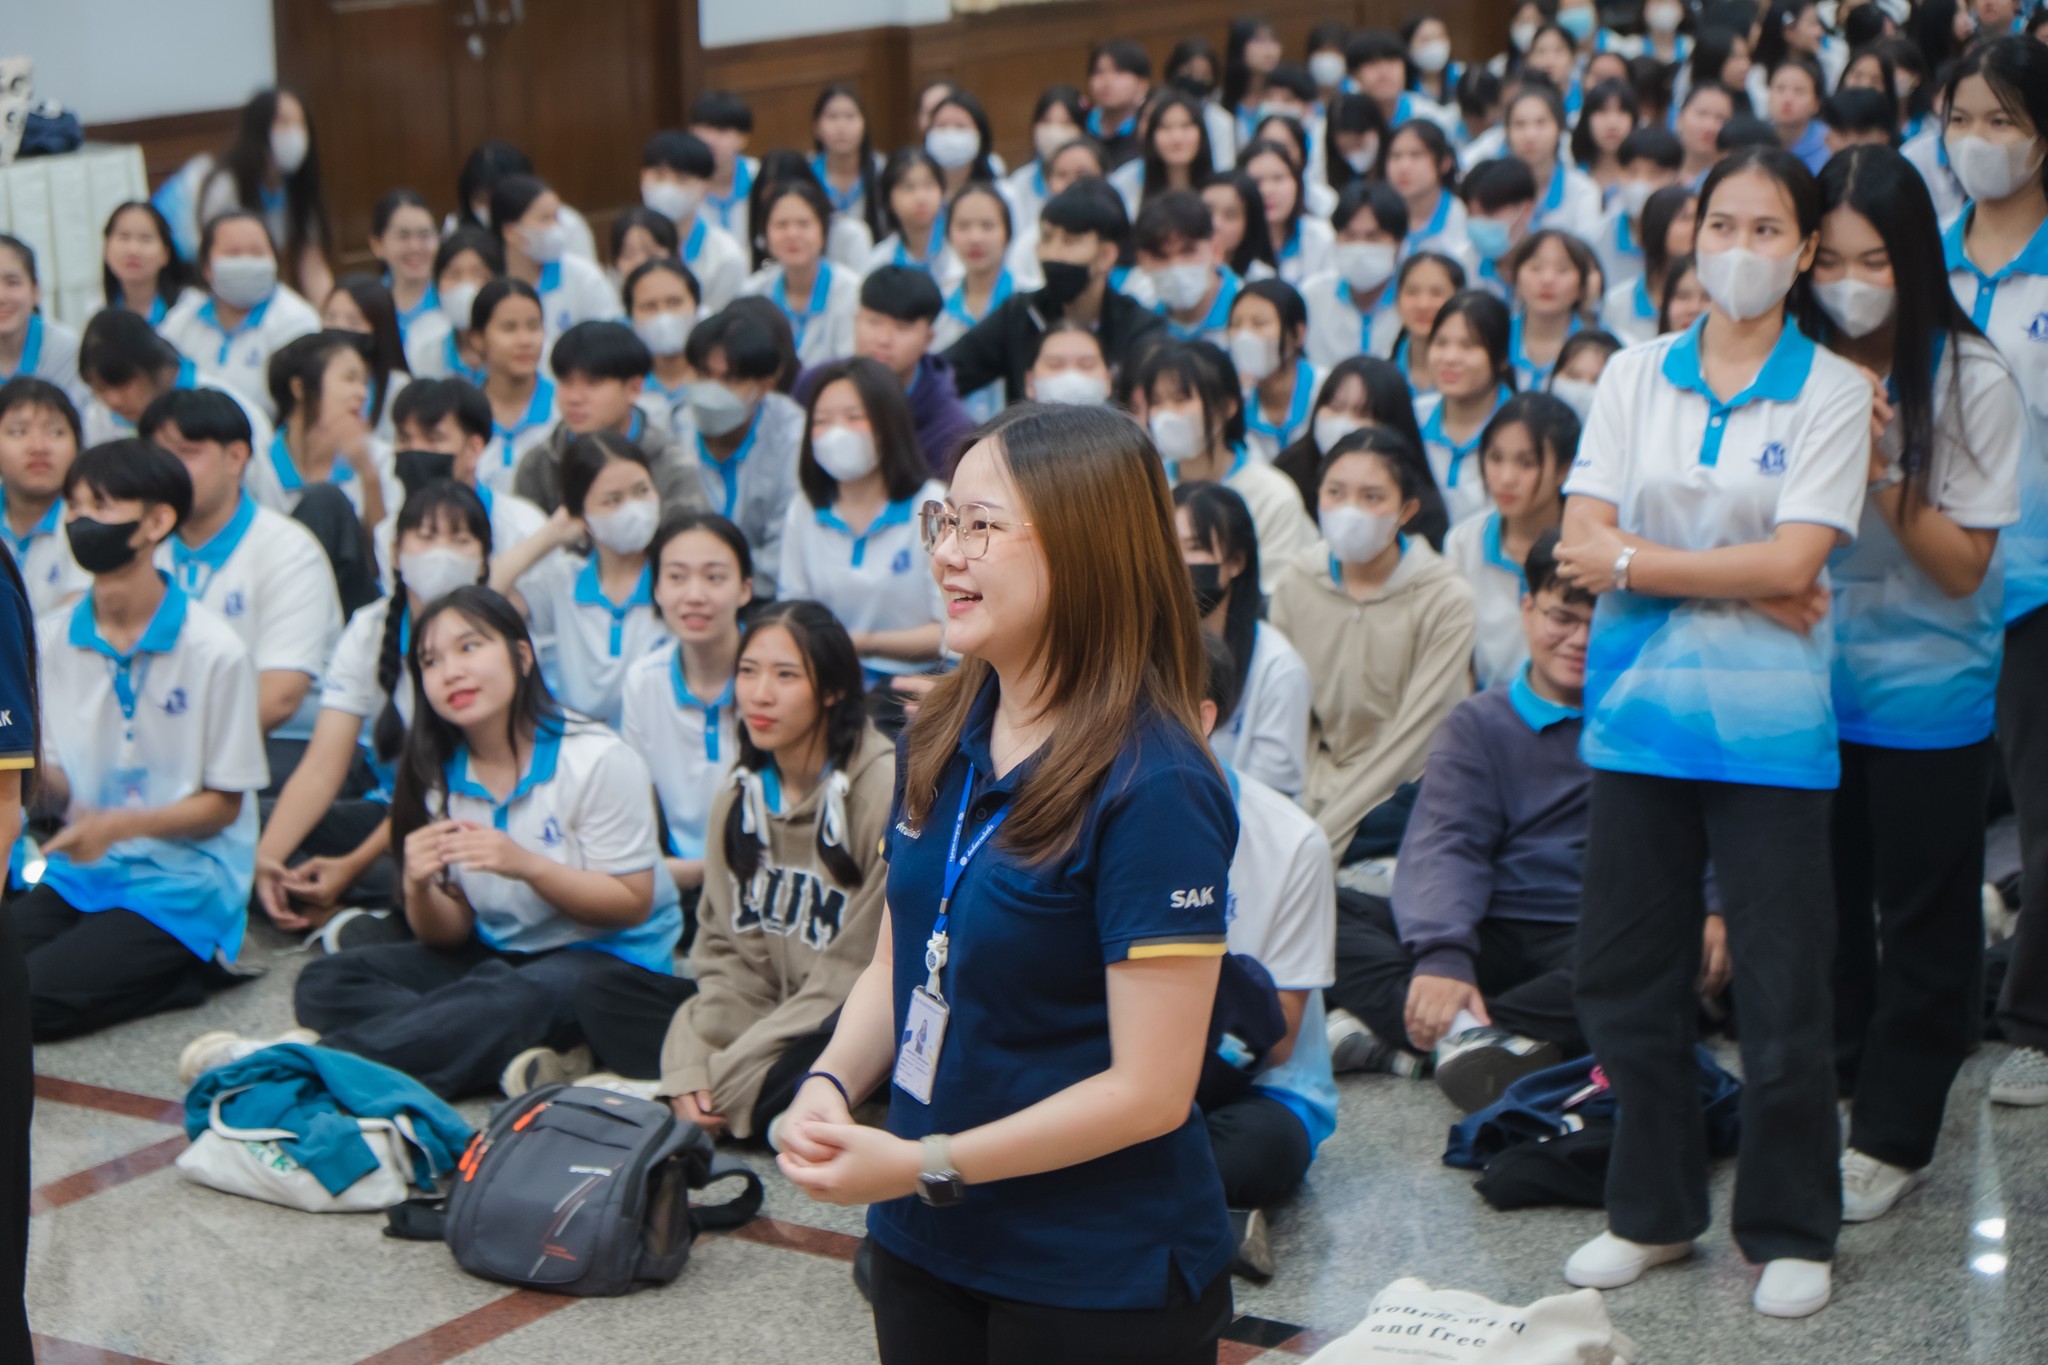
[891,987,950,1105]
[100,766,150,810]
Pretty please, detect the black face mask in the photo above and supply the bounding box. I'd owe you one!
[1188,562,1229,616]
[394,448,458,499]
[1038,260,1094,311]
[66,516,144,575]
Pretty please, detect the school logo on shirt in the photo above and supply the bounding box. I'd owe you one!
[161,688,189,716]
[0,711,12,728]
[244,346,263,366]
[890,548,912,575]
[1755,442,1787,477]
[731,866,845,951]
[44,563,58,584]
[222,591,246,618]
[2028,312,2048,344]
[540,817,563,847]
[1170,885,1216,908]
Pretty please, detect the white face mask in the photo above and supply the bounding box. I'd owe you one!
[811,424,879,482]
[1033,123,1072,164]
[519,220,568,264]
[1549,376,1597,419]
[1149,262,1214,312]
[1812,276,1896,338]
[1695,245,1801,323]
[1314,412,1366,451]
[926,127,981,171]
[439,280,481,331]
[1413,40,1453,74]
[1335,241,1399,293]
[1343,141,1380,175]
[1149,409,1204,463]
[1309,52,1350,89]
[633,309,696,357]
[399,547,482,604]
[1647,0,1685,33]
[210,255,277,309]
[1875,0,1909,24]
[1510,22,1539,51]
[1228,329,1281,383]
[687,381,754,437]
[1618,179,1658,219]
[586,498,660,554]
[1034,369,1110,405]
[271,125,310,175]
[1322,503,1400,563]
[643,180,705,222]
[1946,135,2046,204]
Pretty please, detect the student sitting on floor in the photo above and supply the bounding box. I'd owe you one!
[1323,530,1730,1112]
[214,587,684,1099]
[251,482,492,943]
[377,377,546,584]
[74,308,274,456]
[1195,632,1337,1282]
[23,440,267,1040]
[0,378,90,616]
[570,600,893,1139]
[511,320,706,521]
[138,387,342,791]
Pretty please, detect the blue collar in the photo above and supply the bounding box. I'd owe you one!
[771,263,834,349]
[1509,666,1581,732]
[670,650,735,763]
[816,494,918,568]
[1420,386,1508,484]
[68,573,190,661]
[890,209,948,271]
[1630,275,1655,321]
[196,291,274,346]
[388,277,440,330]
[0,490,60,562]
[696,402,763,517]
[682,214,709,263]
[444,332,485,386]
[1244,357,1316,444]
[121,293,170,326]
[1659,316,1817,466]
[572,554,654,658]
[1509,312,1581,383]
[169,492,258,593]
[944,268,1015,327]
[1087,108,1138,141]
[493,377,556,443]
[444,721,565,830]
[1162,266,1242,338]
[1,313,44,382]
[1277,221,1304,262]
[1417,190,1453,241]
[1170,442,1249,487]
[172,357,200,390]
[1538,161,1569,215]
[535,259,563,296]
[1944,207,2048,283]
[269,429,354,492]
[1614,210,1638,258]
[812,153,864,215]
[1480,511,1525,580]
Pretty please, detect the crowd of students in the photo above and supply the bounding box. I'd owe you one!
[4,0,2048,1334]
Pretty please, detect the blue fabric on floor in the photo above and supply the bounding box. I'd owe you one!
[1443,1045,1740,1170]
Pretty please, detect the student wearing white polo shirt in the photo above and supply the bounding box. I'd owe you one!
[1809,146,2026,1224]
[1458,159,1538,301]
[1552,147,1873,1318]
[467,280,556,494]
[1507,90,1605,244]
[673,308,805,594]
[1193,631,1336,1274]
[1444,393,1576,691]
[1590,127,1684,296]
[778,358,945,688]
[493,431,669,727]
[251,483,491,939]
[400,227,501,386]
[275,587,681,1100]
[863,149,959,283]
[741,181,860,370]
[619,513,751,903]
[491,175,622,357]
[1601,186,1697,346]
[158,212,321,420]
[75,309,276,458]
[1383,123,1468,262]
[641,130,749,313]
[1174,481,1310,796]
[1414,291,1517,525]
[1300,182,1407,371]
[1503,231,1595,392]
[1384,252,1469,396]
[624,259,702,438]
[22,441,267,1038]
[1230,281,1323,462]
[137,387,341,785]
[690,92,762,244]
[1243,140,1332,287]
[1939,39,2048,1110]
[0,238,85,411]
[1134,192,1243,348]
[244,330,396,531]
[1269,357,1452,551]
[0,379,88,616]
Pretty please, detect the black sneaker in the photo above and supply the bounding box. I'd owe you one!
[1326,1007,1426,1077]
[1431,1027,1561,1113]
[1228,1208,1275,1282]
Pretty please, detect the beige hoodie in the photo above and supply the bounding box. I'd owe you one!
[657,725,895,1135]
[1267,537,1476,862]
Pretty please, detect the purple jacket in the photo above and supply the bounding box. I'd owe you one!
[793,352,976,478]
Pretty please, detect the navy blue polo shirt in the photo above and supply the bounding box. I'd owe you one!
[0,563,32,775]
[867,677,1238,1309]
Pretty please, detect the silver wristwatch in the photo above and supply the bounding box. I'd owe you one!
[1612,544,1638,592]
[917,1133,965,1207]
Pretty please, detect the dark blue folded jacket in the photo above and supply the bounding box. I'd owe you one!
[1443,1045,1741,1170]
[184,1044,474,1195]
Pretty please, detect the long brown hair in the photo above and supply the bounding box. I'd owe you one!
[903,404,1210,863]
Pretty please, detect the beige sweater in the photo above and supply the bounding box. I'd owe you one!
[657,726,895,1135]
[1268,538,1476,861]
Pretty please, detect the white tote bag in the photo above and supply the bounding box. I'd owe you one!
[175,1085,427,1213]
[1306,1277,1639,1365]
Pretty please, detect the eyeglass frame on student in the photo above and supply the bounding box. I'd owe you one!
[918,499,1034,559]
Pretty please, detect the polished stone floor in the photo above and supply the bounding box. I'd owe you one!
[25,919,2048,1364]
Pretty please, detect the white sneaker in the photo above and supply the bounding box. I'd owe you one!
[1563,1231,1693,1289]
[574,1072,661,1102]
[177,1027,320,1086]
[1754,1258,1831,1317]
[1326,1008,1425,1077]
[1841,1148,1925,1222]
[1989,1047,2048,1106]
[500,1044,594,1098]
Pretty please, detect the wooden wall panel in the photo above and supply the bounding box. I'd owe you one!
[82,108,241,189]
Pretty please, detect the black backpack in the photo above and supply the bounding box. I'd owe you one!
[387,1083,764,1296]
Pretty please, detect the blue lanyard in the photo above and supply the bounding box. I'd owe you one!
[925,767,1009,998]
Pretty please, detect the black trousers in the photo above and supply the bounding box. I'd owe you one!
[12,887,215,1040]
[294,937,655,1099]
[572,967,838,1137]
[0,877,31,1361]
[1833,739,1991,1170]
[869,1240,1231,1365]
[290,798,398,912]
[1204,1088,1312,1210]
[1328,890,1584,1054]
[292,482,380,618]
[1576,770,1839,1264]
[1998,608,2048,1049]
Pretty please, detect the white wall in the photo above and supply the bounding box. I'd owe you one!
[7,0,275,123]
[700,0,950,48]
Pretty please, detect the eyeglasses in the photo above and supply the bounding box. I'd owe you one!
[918,500,1032,560]
[1536,605,1593,641]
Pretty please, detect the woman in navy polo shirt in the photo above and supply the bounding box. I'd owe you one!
[777,403,1238,1362]
[0,540,36,1361]
[1555,147,1873,1319]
